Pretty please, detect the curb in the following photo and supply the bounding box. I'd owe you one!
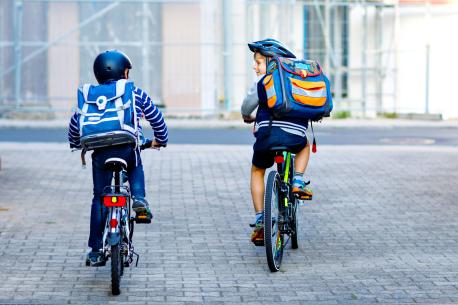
[0,118,458,129]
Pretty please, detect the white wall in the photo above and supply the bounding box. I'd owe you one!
[231,0,248,113]
[348,4,458,119]
[348,6,385,118]
[231,1,304,113]
[47,2,79,118]
[426,6,458,118]
[200,0,218,115]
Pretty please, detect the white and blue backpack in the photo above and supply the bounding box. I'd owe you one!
[76,79,139,151]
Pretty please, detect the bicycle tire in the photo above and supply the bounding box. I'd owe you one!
[111,243,122,295]
[264,171,283,272]
[120,243,125,276]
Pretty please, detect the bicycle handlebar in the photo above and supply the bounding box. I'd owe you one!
[140,139,167,150]
[71,139,165,169]
[71,139,166,152]
[140,139,152,150]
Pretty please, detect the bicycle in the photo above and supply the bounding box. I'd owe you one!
[262,146,311,272]
[79,138,163,295]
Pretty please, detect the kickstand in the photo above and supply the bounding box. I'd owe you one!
[132,250,140,267]
[282,236,290,248]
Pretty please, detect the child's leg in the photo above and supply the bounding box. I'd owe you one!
[250,164,266,214]
[127,153,152,220]
[250,164,266,242]
[294,142,310,173]
[128,162,146,200]
[89,154,112,252]
[292,142,313,196]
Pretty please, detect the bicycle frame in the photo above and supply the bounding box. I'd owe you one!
[275,151,297,236]
[76,139,162,293]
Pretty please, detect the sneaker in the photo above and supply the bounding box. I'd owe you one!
[292,179,313,200]
[85,250,105,267]
[250,223,264,246]
[132,197,153,222]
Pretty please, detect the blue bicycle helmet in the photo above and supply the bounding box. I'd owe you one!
[248,38,296,58]
[93,50,132,84]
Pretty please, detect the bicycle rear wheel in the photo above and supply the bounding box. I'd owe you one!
[264,171,283,272]
[111,243,122,295]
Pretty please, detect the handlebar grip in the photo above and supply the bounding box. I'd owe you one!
[140,139,167,150]
[140,139,152,150]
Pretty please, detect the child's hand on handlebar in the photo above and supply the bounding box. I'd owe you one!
[140,138,167,150]
[242,115,255,124]
[151,140,166,150]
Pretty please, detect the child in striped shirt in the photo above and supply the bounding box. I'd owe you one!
[68,50,168,266]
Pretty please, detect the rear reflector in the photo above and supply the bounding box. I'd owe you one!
[110,219,118,228]
[103,196,127,207]
[274,155,284,164]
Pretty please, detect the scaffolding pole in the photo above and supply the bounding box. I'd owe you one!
[142,1,151,90]
[222,0,233,112]
[361,2,368,117]
[1,1,120,80]
[394,1,400,114]
[0,3,4,105]
[332,5,342,103]
[424,0,431,114]
[13,0,23,109]
[375,5,383,114]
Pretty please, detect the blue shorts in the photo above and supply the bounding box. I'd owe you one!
[252,127,307,169]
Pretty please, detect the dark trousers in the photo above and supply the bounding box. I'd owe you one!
[88,145,145,250]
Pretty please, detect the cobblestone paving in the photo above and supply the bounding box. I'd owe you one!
[0,143,457,305]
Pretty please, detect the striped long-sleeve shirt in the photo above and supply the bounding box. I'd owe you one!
[68,85,168,149]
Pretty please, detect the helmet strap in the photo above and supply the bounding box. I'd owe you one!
[265,55,272,72]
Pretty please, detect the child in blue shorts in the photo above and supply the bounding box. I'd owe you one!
[241,39,312,244]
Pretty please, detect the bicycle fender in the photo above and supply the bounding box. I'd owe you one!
[107,232,121,245]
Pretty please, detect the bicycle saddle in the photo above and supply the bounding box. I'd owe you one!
[104,157,128,172]
[269,146,289,152]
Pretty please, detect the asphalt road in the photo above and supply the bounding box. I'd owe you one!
[1,126,458,146]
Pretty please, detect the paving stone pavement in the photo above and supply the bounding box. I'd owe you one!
[0,143,457,305]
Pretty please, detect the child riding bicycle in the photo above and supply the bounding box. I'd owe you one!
[68,50,168,266]
[241,39,313,245]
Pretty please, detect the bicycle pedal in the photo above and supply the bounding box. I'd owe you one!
[135,215,151,224]
[85,260,106,267]
[252,239,265,247]
[295,194,312,200]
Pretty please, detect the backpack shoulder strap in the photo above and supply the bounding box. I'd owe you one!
[115,79,127,97]
[76,84,91,115]
[82,84,91,102]
[124,81,135,93]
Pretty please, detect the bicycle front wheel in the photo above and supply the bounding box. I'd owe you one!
[111,243,122,295]
[264,171,283,272]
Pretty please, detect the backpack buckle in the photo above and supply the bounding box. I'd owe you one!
[95,95,108,110]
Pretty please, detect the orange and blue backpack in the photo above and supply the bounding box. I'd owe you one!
[259,57,333,122]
